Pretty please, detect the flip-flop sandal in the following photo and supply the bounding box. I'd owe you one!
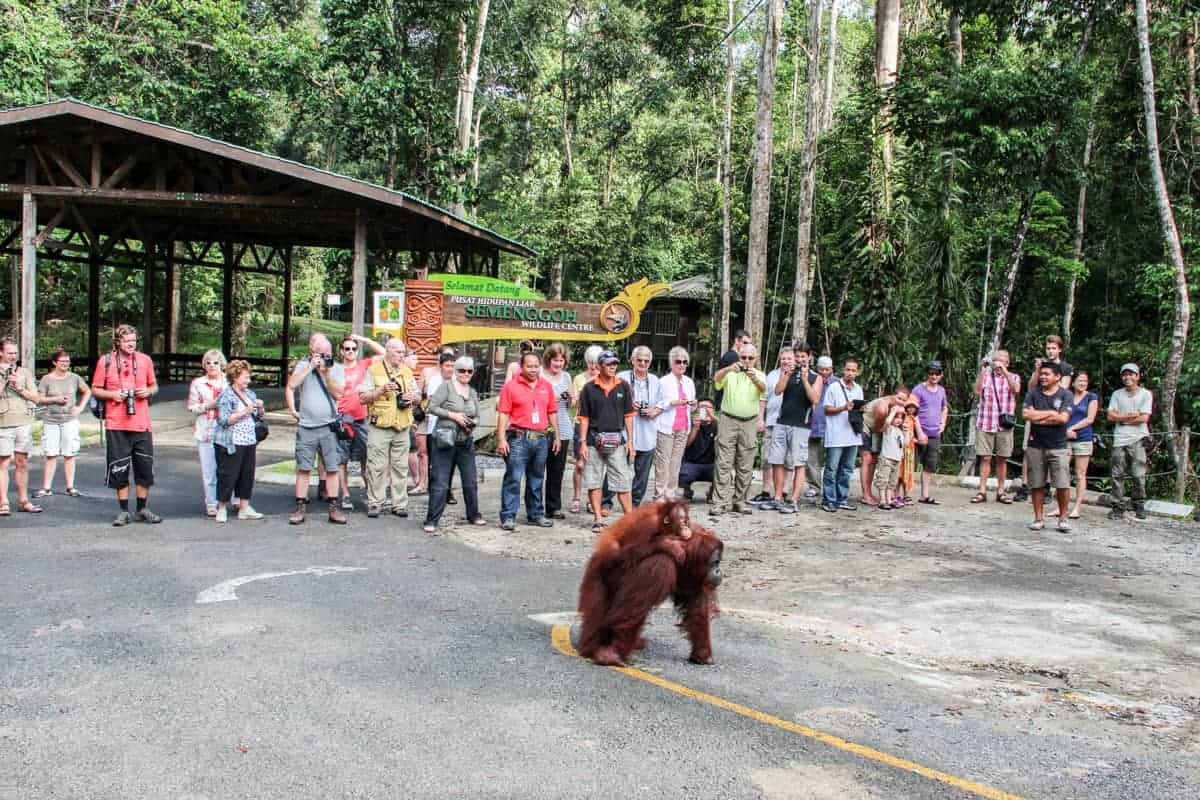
[32,489,51,498]
[0,504,9,516]
[1068,512,1081,519]
[997,494,1014,504]
[570,498,581,514]
[591,521,605,533]
[970,493,987,504]
[18,501,43,513]
[919,497,939,505]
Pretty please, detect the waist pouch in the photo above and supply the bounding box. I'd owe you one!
[594,431,623,454]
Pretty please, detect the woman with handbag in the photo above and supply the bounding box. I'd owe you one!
[213,359,266,523]
[423,356,487,533]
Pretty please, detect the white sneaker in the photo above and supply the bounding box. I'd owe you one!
[214,507,228,523]
[205,503,218,518]
[238,506,264,520]
[1056,518,1072,532]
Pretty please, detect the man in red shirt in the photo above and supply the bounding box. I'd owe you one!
[91,324,161,526]
[496,351,559,531]
[335,333,383,510]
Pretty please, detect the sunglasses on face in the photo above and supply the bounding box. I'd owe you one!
[204,360,221,366]
[739,356,755,362]
[674,359,689,365]
[635,358,650,363]
[457,368,473,374]
[342,346,358,351]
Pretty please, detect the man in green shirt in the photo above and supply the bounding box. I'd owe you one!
[709,342,767,516]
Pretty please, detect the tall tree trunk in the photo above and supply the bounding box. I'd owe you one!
[471,105,484,218]
[987,16,1094,356]
[717,0,737,367]
[791,0,824,347]
[743,0,784,348]
[766,50,804,360]
[821,0,839,134]
[928,10,962,358]
[451,0,491,217]
[874,0,901,211]
[1063,94,1098,350]
[1136,0,1191,455]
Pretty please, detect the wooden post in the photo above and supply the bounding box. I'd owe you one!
[282,246,293,384]
[142,243,155,352]
[88,249,100,365]
[20,192,36,369]
[9,254,18,336]
[352,209,368,335]
[221,242,233,357]
[165,242,179,352]
[1176,426,1190,503]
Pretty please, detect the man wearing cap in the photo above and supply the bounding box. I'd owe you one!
[710,342,767,516]
[912,361,950,504]
[1022,361,1074,532]
[496,351,559,531]
[577,350,635,531]
[805,355,835,497]
[1107,364,1153,521]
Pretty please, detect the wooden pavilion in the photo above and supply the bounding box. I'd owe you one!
[0,99,535,382]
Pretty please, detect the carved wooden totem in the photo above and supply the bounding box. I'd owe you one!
[403,280,445,369]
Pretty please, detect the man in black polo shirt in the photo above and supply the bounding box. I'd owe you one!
[1023,361,1073,533]
[577,350,635,531]
[679,399,718,501]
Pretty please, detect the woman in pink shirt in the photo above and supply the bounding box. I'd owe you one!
[652,346,697,501]
[187,350,227,517]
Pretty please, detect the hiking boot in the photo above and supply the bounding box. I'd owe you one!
[328,501,347,525]
[1107,507,1125,521]
[531,517,554,528]
[112,511,131,527]
[288,499,307,525]
[447,492,458,505]
[134,508,162,524]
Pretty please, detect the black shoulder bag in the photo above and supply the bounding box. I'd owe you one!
[234,388,269,442]
[314,365,352,441]
[989,372,1017,430]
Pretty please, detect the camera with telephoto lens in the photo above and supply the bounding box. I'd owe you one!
[124,389,136,416]
[396,393,412,410]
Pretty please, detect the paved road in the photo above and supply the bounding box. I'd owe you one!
[1,446,1195,798]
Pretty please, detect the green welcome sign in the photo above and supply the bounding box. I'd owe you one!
[428,273,544,301]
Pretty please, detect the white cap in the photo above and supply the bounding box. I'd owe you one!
[816,356,834,369]
[1120,363,1140,375]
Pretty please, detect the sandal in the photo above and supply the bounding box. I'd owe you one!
[918,497,939,505]
[570,498,581,514]
[18,501,43,513]
[970,492,987,504]
[591,521,605,533]
[997,493,1014,505]
[0,504,9,516]
[65,487,80,497]
[32,488,51,499]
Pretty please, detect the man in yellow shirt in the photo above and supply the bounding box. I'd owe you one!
[710,342,767,516]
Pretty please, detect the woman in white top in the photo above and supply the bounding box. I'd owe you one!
[540,343,576,518]
[652,346,697,500]
[187,349,227,516]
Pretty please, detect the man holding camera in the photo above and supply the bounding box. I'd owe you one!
[679,399,718,501]
[287,334,347,524]
[358,337,421,519]
[972,350,1021,504]
[709,342,767,517]
[0,336,56,516]
[617,345,661,506]
[497,351,559,531]
[90,324,161,526]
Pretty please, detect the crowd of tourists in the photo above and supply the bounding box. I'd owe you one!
[0,325,1156,532]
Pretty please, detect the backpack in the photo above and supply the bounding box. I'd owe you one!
[89,355,110,420]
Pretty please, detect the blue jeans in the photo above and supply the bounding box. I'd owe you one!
[823,445,859,506]
[500,433,549,522]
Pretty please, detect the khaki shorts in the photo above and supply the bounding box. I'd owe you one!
[765,424,809,468]
[975,428,1014,458]
[1026,446,1071,490]
[0,424,33,457]
[583,444,633,493]
[1069,440,1094,457]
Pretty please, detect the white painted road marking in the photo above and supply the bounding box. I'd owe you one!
[196,566,367,604]
[527,611,579,627]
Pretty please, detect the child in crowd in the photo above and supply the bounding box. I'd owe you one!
[895,399,919,505]
[874,408,905,510]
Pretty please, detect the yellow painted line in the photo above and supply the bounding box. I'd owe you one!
[551,624,1026,800]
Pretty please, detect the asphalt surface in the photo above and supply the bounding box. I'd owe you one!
[1,446,1196,798]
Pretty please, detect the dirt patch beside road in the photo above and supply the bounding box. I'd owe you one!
[443,485,1199,753]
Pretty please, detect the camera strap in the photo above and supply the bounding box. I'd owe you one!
[311,361,340,420]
